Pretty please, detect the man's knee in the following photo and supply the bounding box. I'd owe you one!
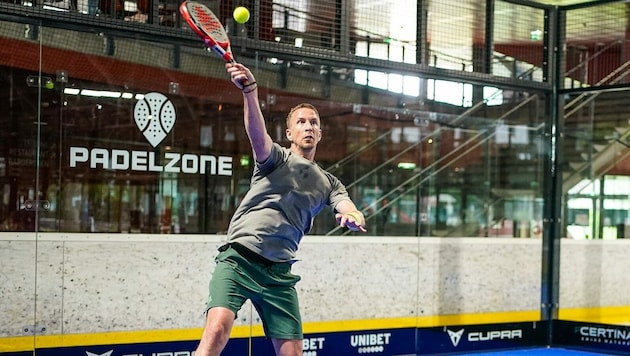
[272,338,303,356]
[204,307,236,342]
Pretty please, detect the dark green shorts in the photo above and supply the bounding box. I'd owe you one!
[207,243,303,339]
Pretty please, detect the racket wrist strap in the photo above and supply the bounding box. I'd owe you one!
[242,81,257,93]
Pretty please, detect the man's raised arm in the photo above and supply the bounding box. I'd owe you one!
[226,63,273,163]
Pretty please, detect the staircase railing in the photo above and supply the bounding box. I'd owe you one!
[324,40,630,235]
[560,41,630,190]
[564,59,630,117]
[326,126,493,235]
[325,129,394,171]
[564,40,623,88]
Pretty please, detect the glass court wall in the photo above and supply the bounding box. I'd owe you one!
[557,0,630,328]
[1,0,630,355]
[0,0,555,238]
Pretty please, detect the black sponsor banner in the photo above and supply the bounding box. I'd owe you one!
[416,321,547,354]
[33,339,246,356]
[554,320,630,355]
[252,328,416,356]
[16,328,415,356]
[6,320,630,355]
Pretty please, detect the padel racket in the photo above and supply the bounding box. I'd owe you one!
[180,1,235,63]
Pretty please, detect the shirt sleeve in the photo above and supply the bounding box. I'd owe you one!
[254,143,284,177]
[327,172,351,211]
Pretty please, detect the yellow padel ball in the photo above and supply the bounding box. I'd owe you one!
[233,6,250,24]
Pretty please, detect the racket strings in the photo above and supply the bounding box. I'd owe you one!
[190,6,227,40]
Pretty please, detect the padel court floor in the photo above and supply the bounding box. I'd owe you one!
[450,347,615,355]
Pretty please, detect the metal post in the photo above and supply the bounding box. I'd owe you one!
[541,5,563,345]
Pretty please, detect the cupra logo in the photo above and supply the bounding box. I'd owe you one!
[447,328,464,347]
[133,92,176,147]
[85,351,113,356]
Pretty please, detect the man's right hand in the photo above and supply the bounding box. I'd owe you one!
[226,63,256,90]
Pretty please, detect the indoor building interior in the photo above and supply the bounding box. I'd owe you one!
[1,0,630,355]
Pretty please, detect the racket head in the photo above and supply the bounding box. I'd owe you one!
[180,1,234,62]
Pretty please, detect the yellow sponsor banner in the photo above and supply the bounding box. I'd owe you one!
[559,306,630,325]
[0,336,33,353]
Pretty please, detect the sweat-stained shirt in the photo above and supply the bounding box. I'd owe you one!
[226,143,350,262]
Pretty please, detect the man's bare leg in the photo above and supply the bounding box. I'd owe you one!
[272,338,303,356]
[194,307,236,356]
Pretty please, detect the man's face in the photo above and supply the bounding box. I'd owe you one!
[286,108,322,150]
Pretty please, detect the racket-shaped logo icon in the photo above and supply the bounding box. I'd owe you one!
[134,92,176,147]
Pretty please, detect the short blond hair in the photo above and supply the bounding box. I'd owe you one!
[286,103,320,127]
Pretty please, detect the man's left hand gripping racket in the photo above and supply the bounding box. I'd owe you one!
[180,1,235,63]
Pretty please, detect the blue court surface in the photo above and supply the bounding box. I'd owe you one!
[453,347,615,355]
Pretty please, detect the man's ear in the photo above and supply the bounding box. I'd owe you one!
[286,128,292,142]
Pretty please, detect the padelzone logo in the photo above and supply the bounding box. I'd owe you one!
[67,92,233,175]
[134,92,176,148]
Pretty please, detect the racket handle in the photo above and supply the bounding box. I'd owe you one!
[210,47,233,63]
[222,53,235,63]
[205,41,234,63]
